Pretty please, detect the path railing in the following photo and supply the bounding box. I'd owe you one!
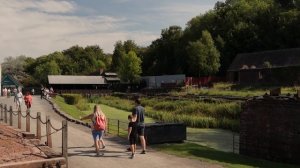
[0,103,68,167]
[106,118,128,137]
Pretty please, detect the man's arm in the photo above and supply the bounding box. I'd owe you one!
[132,107,137,120]
[80,113,93,120]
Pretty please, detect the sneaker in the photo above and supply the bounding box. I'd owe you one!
[102,145,106,149]
[130,154,135,159]
[126,147,131,152]
[140,150,146,154]
[96,150,100,156]
[96,151,104,156]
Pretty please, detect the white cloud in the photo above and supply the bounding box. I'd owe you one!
[0,0,76,14]
[0,0,218,62]
[151,3,214,15]
[0,0,158,61]
[35,0,76,13]
[110,0,133,3]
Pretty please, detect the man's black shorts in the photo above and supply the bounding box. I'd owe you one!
[137,125,145,136]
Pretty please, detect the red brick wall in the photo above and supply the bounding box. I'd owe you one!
[240,96,300,164]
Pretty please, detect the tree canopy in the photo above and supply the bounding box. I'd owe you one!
[118,51,142,83]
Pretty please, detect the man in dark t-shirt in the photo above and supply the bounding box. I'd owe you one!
[132,98,146,154]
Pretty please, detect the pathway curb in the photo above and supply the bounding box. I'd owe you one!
[44,98,91,128]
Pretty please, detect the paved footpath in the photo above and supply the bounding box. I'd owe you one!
[0,96,223,168]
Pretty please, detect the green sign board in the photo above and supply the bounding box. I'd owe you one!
[1,75,21,88]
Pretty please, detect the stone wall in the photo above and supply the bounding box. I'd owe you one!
[240,95,300,164]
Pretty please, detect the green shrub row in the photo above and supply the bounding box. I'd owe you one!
[62,94,90,111]
[62,94,82,105]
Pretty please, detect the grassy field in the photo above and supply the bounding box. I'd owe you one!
[94,95,241,131]
[153,143,299,168]
[187,128,239,153]
[53,95,154,137]
[170,83,299,98]
[53,95,87,119]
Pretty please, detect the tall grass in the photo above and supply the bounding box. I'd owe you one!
[152,100,241,119]
[170,82,300,98]
[61,94,90,111]
[91,96,241,131]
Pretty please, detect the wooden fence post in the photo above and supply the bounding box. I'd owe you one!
[26,110,30,132]
[18,108,21,129]
[9,106,13,126]
[46,116,52,148]
[62,120,68,168]
[117,120,120,136]
[18,106,21,113]
[36,112,41,140]
[232,133,235,153]
[0,104,3,121]
[4,104,7,123]
[107,118,110,133]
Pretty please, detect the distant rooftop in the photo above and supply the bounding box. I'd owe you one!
[48,75,105,85]
[103,72,118,76]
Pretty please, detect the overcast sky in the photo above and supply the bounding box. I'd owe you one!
[0,0,220,61]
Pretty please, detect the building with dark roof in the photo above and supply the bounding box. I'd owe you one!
[48,75,107,90]
[227,48,300,85]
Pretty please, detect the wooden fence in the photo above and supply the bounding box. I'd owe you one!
[0,103,68,167]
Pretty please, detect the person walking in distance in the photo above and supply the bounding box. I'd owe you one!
[24,92,33,110]
[132,98,146,154]
[40,85,44,99]
[14,89,23,110]
[80,105,106,156]
[128,114,138,159]
[31,88,35,95]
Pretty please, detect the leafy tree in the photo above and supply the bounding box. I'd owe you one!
[142,25,183,75]
[123,40,139,54]
[61,45,108,75]
[111,41,125,72]
[118,51,142,83]
[2,56,27,75]
[187,30,220,76]
[34,60,61,84]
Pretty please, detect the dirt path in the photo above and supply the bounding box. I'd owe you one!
[0,96,223,168]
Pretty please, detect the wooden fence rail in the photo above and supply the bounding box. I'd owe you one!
[0,104,68,167]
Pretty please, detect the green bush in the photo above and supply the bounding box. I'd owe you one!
[62,94,90,111]
[76,98,90,111]
[62,94,82,105]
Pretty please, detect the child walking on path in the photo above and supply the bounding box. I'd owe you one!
[81,105,107,156]
[128,114,138,159]
[24,92,33,110]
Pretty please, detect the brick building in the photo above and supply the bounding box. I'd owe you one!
[227,48,300,85]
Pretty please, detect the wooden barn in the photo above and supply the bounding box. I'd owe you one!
[227,48,300,85]
[48,75,107,90]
